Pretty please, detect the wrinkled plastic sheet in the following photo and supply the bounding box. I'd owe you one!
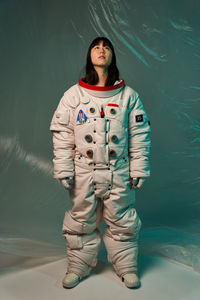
[0,0,200,275]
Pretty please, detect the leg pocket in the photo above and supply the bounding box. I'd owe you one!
[65,233,83,250]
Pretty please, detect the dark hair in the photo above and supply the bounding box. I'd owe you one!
[82,37,119,86]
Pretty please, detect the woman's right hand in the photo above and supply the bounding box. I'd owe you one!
[131,177,146,189]
[59,177,74,190]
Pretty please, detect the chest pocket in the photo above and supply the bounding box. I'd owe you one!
[75,101,100,126]
[86,102,100,118]
[105,105,129,158]
[105,104,120,120]
[74,102,97,158]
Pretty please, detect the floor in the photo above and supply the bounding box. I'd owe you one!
[0,253,199,300]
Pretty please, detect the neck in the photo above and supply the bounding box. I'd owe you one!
[94,66,108,86]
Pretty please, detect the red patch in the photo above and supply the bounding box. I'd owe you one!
[109,150,116,156]
[107,104,119,107]
[100,106,105,118]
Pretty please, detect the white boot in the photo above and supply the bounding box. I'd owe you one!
[122,273,141,288]
[62,272,80,288]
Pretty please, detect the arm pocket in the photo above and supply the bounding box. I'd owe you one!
[55,110,69,125]
[130,109,151,135]
[133,109,148,125]
[50,110,70,131]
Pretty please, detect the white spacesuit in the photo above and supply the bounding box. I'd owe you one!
[50,78,151,282]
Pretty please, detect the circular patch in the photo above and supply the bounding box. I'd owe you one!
[85,135,93,143]
[90,107,95,113]
[86,150,93,158]
[111,135,118,143]
[109,150,116,157]
[110,108,116,115]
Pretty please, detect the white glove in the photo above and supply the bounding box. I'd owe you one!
[131,177,146,189]
[59,177,74,190]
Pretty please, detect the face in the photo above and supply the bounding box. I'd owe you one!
[90,40,113,68]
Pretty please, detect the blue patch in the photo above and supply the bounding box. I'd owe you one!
[77,109,88,124]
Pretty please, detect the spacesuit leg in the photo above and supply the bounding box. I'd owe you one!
[102,162,142,279]
[62,164,103,279]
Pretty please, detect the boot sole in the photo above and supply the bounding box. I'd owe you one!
[62,279,80,289]
[122,276,141,289]
[124,280,141,289]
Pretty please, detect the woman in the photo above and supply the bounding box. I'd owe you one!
[50,37,151,289]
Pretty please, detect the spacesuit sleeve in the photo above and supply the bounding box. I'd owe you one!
[128,94,151,178]
[49,95,75,179]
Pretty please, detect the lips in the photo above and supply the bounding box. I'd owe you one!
[98,56,105,59]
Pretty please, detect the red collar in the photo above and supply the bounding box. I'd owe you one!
[78,78,125,91]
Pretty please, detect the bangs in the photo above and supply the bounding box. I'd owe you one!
[90,37,112,49]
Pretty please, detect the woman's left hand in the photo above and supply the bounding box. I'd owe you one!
[131,177,146,189]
